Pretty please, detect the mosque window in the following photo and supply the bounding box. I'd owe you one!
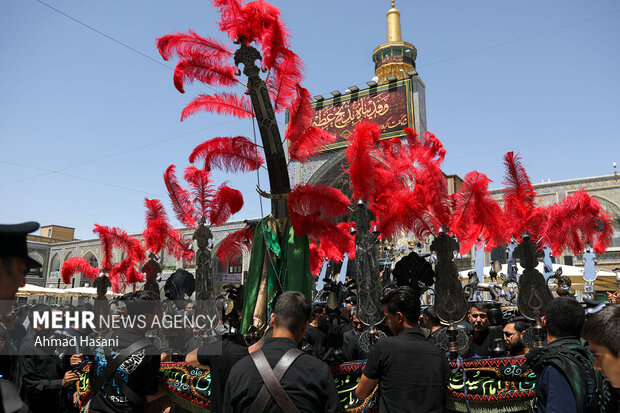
[50,253,60,273]
[612,218,620,247]
[84,252,98,268]
[27,252,44,277]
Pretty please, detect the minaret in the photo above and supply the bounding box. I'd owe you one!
[372,0,417,84]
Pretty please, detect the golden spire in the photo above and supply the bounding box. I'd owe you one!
[373,0,416,83]
[386,0,402,42]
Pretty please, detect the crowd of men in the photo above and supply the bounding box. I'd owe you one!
[1,222,619,413]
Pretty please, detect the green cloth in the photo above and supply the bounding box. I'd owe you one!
[240,218,312,334]
[283,224,312,299]
[240,220,266,334]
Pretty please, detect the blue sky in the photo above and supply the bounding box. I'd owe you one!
[1,0,619,240]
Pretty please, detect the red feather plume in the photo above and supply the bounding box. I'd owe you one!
[215,225,254,264]
[215,0,287,55]
[285,85,313,144]
[289,214,328,239]
[181,92,253,121]
[173,53,237,93]
[109,258,133,284]
[144,198,167,223]
[164,228,194,261]
[288,183,350,218]
[157,29,232,62]
[449,171,506,253]
[143,217,170,255]
[213,0,250,43]
[189,136,264,172]
[144,198,191,260]
[93,225,146,264]
[537,190,614,256]
[502,151,536,239]
[407,130,451,226]
[209,184,244,226]
[164,165,197,228]
[309,242,321,276]
[346,122,382,202]
[375,189,439,241]
[593,210,613,254]
[184,166,214,219]
[285,85,336,161]
[289,127,335,162]
[125,265,145,284]
[317,222,354,262]
[143,198,172,254]
[267,49,304,113]
[92,224,114,272]
[260,15,288,69]
[61,257,100,284]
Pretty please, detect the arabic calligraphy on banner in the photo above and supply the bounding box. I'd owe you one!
[330,361,378,412]
[446,357,536,413]
[77,357,535,413]
[311,81,413,151]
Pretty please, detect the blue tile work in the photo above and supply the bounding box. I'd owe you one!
[289,149,346,187]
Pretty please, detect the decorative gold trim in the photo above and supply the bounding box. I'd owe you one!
[312,78,415,152]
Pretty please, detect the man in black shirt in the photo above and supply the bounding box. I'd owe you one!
[87,291,163,413]
[356,286,449,413]
[223,291,340,413]
[187,335,248,413]
[17,305,79,412]
[342,309,367,361]
[303,303,327,359]
[468,302,491,357]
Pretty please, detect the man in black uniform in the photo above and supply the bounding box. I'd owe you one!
[303,303,327,359]
[468,302,491,357]
[87,291,163,413]
[356,286,449,413]
[186,305,249,413]
[342,308,367,361]
[17,305,79,412]
[223,291,340,413]
[0,222,42,413]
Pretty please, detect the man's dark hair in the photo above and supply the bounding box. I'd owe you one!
[380,286,420,324]
[273,291,311,332]
[582,304,620,356]
[470,302,487,312]
[311,303,326,320]
[506,316,530,334]
[121,290,160,317]
[422,306,441,326]
[544,297,584,338]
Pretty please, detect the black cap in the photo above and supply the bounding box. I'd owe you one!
[0,222,42,268]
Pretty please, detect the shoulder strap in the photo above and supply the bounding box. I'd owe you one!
[248,348,304,413]
[116,376,146,409]
[90,339,152,394]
